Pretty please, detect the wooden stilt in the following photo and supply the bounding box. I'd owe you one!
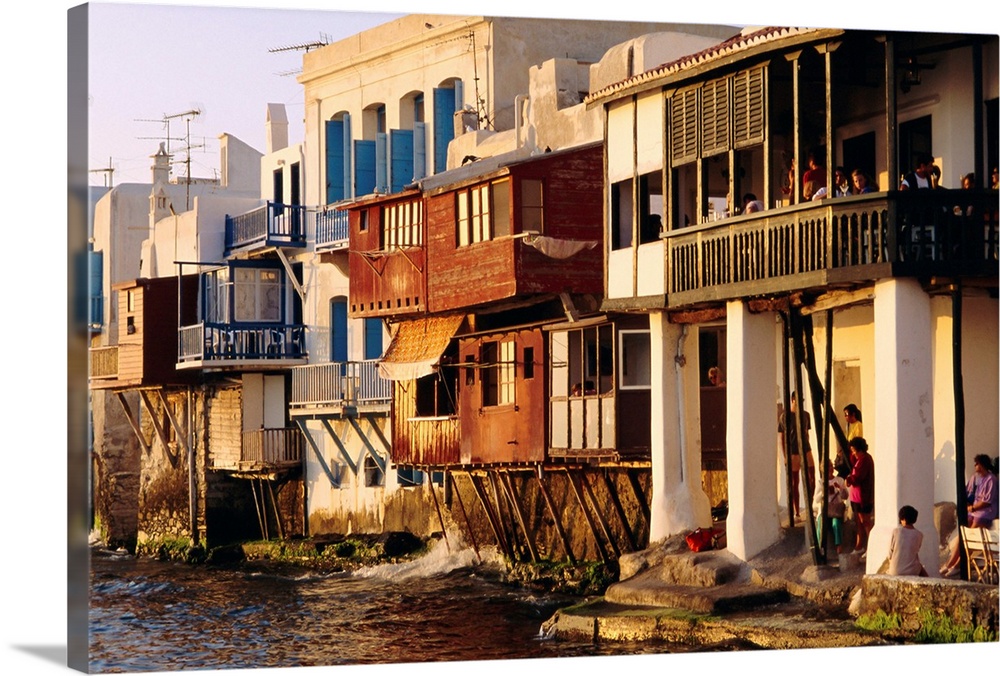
[266,479,284,541]
[114,392,151,455]
[427,472,451,553]
[580,471,620,558]
[626,469,650,525]
[488,470,520,559]
[790,310,821,565]
[452,472,482,563]
[251,478,267,541]
[470,473,511,559]
[603,470,637,552]
[566,470,611,566]
[535,468,576,565]
[499,471,539,563]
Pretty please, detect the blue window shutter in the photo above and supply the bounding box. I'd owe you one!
[88,250,103,327]
[354,140,376,196]
[325,119,344,204]
[413,122,426,181]
[390,129,414,192]
[342,114,353,199]
[331,299,348,362]
[433,87,456,174]
[375,132,388,194]
[364,318,383,360]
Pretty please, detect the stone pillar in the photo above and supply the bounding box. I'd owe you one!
[869,278,939,574]
[648,312,711,542]
[725,300,780,561]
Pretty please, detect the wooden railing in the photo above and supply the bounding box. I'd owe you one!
[178,322,306,362]
[316,207,349,250]
[290,360,392,408]
[230,427,303,470]
[225,201,307,252]
[665,190,998,304]
[89,346,118,379]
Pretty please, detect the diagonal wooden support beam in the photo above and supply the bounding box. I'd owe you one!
[293,419,340,487]
[154,388,189,458]
[626,469,650,525]
[114,392,151,455]
[139,390,178,465]
[451,472,482,563]
[580,471,620,559]
[603,470,637,552]
[347,416,385,473]
[499,471,538,563]
[534,468,576,565]
[319,418,358,475]
[566,470,611,566]
[470,473,511,559]
[360,413,391,456]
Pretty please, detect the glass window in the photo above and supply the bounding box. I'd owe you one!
[611,179,633,250]
[520,179,542,233]
[233,267,281,323]
[481,340,515,406]
[619,330,651,389]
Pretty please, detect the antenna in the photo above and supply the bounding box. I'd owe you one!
[268,34,329,53]
[89,158,115,188]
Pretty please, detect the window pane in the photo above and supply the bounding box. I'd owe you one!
[520,179,543,233]
[619,331,651,388]
[493,180,511,237]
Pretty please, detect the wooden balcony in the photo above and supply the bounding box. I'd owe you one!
[393,416,462,467]
[664,190,998,308]
[289,359,392,413]
[209,427,303,474]
[225,201,307,255]
[89,345,119,380]
[315,208,349,252]
[177,322,307,369]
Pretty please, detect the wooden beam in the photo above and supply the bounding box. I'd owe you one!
[580,471,620,559]
[139,390,175,463]
[488,470,520,559]
[451,473,482,564]
[626,469,650,524]
[347,416,386,473]
[470,473,511,559]
[566,470,611,566]
[274,247,307,306]
[499,471,538,563]
[603,470,637,552]
[114,392,151,455]
[319,418,358,475]
[667,307,726,325]
[798,286,875,315]
[427,473,451,553]
[154,388,190,459]
[360,413,391,455]
[534,469,576,565]
[293,419,341,487]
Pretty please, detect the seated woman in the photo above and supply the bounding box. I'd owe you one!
[940,453,999,577]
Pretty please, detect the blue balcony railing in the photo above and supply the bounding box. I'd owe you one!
[225,202,307,254]
[316,208,350,250]
[178,322,306,363]
[290,359,392,408]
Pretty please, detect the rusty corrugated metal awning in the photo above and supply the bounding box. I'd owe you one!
[378,314,465,381]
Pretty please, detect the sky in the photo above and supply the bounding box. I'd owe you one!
[4,1,1000,675]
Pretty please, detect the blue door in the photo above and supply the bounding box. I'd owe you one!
[433,86,458,174]
[354,140,376,196]
[390,129,414,193]
[330,299,348,362]
[364,318,383,360]
[325,119,344,204]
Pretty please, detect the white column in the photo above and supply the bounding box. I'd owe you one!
[725,300,780,561]
[869,278,939,575]
[648,312,712,542]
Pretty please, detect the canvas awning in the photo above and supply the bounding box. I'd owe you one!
[378,314,465,381]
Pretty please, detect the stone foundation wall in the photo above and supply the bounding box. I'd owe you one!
[92,391,142,551]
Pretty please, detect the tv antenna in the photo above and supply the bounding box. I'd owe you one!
[136,108,203,210]
[89,158,114,188]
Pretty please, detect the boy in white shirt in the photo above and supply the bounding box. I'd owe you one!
[887,505,928,577]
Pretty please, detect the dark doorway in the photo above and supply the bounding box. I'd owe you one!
[899,115,933,180]
[842,131,876,189]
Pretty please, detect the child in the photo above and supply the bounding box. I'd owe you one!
[886,505,928,577]
[813,461,848,554]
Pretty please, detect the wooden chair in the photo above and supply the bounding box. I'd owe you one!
[961,524,998,584]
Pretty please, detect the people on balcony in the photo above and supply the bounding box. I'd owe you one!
[741,193,764,214]
[851,170,877,195]
[834,167,851,197]
[802,150,827,201]
[991,166,998,190]
[900,152,935,190]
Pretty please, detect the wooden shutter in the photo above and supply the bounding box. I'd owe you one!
[669,87,698,164]
[389,129,414,193]
[700,77,729,156]
[354,140,376,196]
[734,66,765,148]
[325,119,344,205]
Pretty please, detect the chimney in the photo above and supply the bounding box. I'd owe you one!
[151,142,170,184]
[266,103,289,154]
